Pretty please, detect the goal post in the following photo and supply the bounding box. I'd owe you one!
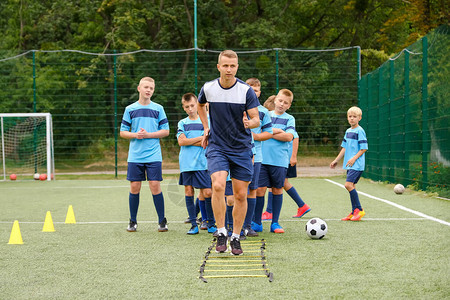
[0,113,55,181]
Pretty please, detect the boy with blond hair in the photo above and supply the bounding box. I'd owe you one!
[120,77,170,232]
[257,89,297,233]
[177,93,213,234]
[330,106,368,221]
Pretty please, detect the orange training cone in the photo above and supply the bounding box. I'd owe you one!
[8,220,24,244]
[65,205,76,224]
[42,211,55,232]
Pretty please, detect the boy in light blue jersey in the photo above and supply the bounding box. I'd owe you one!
[257,89,296,233]
[120,77,170,232]
[198,50,260,255]
[330,106,368,221]
[245,78,273,235]
[177,93,213,235]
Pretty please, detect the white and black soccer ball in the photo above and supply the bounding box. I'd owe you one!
[394,184,405,194]
[305,218,328,239]
[33,173,40,180]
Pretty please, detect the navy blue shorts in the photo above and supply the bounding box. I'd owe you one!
[346,169,363,184]
[225,180,233,196]
[286,164,297,178]
[258,164,287,189]
[207,149,253,182]
[179,170,211,189]
[127,162,163,181]
[249,162,262,190]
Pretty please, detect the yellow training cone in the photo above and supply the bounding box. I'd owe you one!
[42,211,55,232]
[8,220,24,244]
[65,205,76,224]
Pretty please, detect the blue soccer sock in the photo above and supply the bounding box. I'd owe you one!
[129,192,140,222]
[185,196,197,226]
[349,189,362,211]
[286,187,305,208]
[226,205,234,230]
[204,197,215,227]
[152,192,165,224]
[244,197,256,228]
[254,196,265,225]
[195,197,200,216]
[271,194,283,224]
[199,199,207,222]
[266,191,273,213]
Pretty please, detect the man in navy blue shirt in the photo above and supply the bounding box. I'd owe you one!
[198,50,260,255]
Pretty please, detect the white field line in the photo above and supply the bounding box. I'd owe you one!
[0,218,428,225]
[325,179,450,227]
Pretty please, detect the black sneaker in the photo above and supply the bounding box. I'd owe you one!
[158,218,168,232]
[230,237,243,255]
[215,233,228,253]
[245,226,259,237]
[127,220,137,232]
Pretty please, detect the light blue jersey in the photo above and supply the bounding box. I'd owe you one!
[341,125,368,171]
[177,116,208,172]
[261,111,296,168]
[120,101,169,163]
[251,105,273,163]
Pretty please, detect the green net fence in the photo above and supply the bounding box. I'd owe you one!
[0,47,359,176]
[359,25,449,195]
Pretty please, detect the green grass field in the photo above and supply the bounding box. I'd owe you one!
[1,176,449,299]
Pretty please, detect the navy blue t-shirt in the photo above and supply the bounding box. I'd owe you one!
[198,78,259,152]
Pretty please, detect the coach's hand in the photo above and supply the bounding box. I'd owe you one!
[201,128,210,149]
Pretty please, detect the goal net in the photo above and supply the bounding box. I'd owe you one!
[0,113,54,181]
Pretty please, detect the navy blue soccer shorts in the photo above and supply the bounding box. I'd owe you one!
[206,149,253,182]
[286,164,297,178]
[127,162,163,182]
[248,162,262,190]
[258,164,287,189]
[179,170,211,189]
[346,169,363,184]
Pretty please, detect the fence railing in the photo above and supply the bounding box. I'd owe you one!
[359,25,449,194]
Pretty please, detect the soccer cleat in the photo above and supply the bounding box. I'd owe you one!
[350,208,365,221]
[158,218,168,232]
[270,222,285,233]
[196,217,202,225]
[215,233,228,253]
[244,225,259,237]
[200,220,208,230]
[207,225,217,234]
[184,217,190,224]
[261,211,272,221]
[230,237,243,256]
[292,204,311,218]
[239,230,247,240]
[251,221,263,232]
[187,225,199,235]
[341,212,354,221]
[127,220,137,232]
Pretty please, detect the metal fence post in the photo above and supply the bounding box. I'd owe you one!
[421,37,429,189]
[404,51,410,184]
[114,50,118,178]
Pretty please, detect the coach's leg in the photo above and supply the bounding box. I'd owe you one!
[210,171,228,229]
[231,178,250,236]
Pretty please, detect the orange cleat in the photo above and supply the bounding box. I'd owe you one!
[292,204,311,218]
[261,211,272,221]
[341,212,354,221]
[350,208,365,221]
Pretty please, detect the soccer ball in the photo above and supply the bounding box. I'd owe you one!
[10,174,17,180]
[394,184,405,194]
[39,173,47,181]
[305,218,328,239]
[34,173,40,180]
